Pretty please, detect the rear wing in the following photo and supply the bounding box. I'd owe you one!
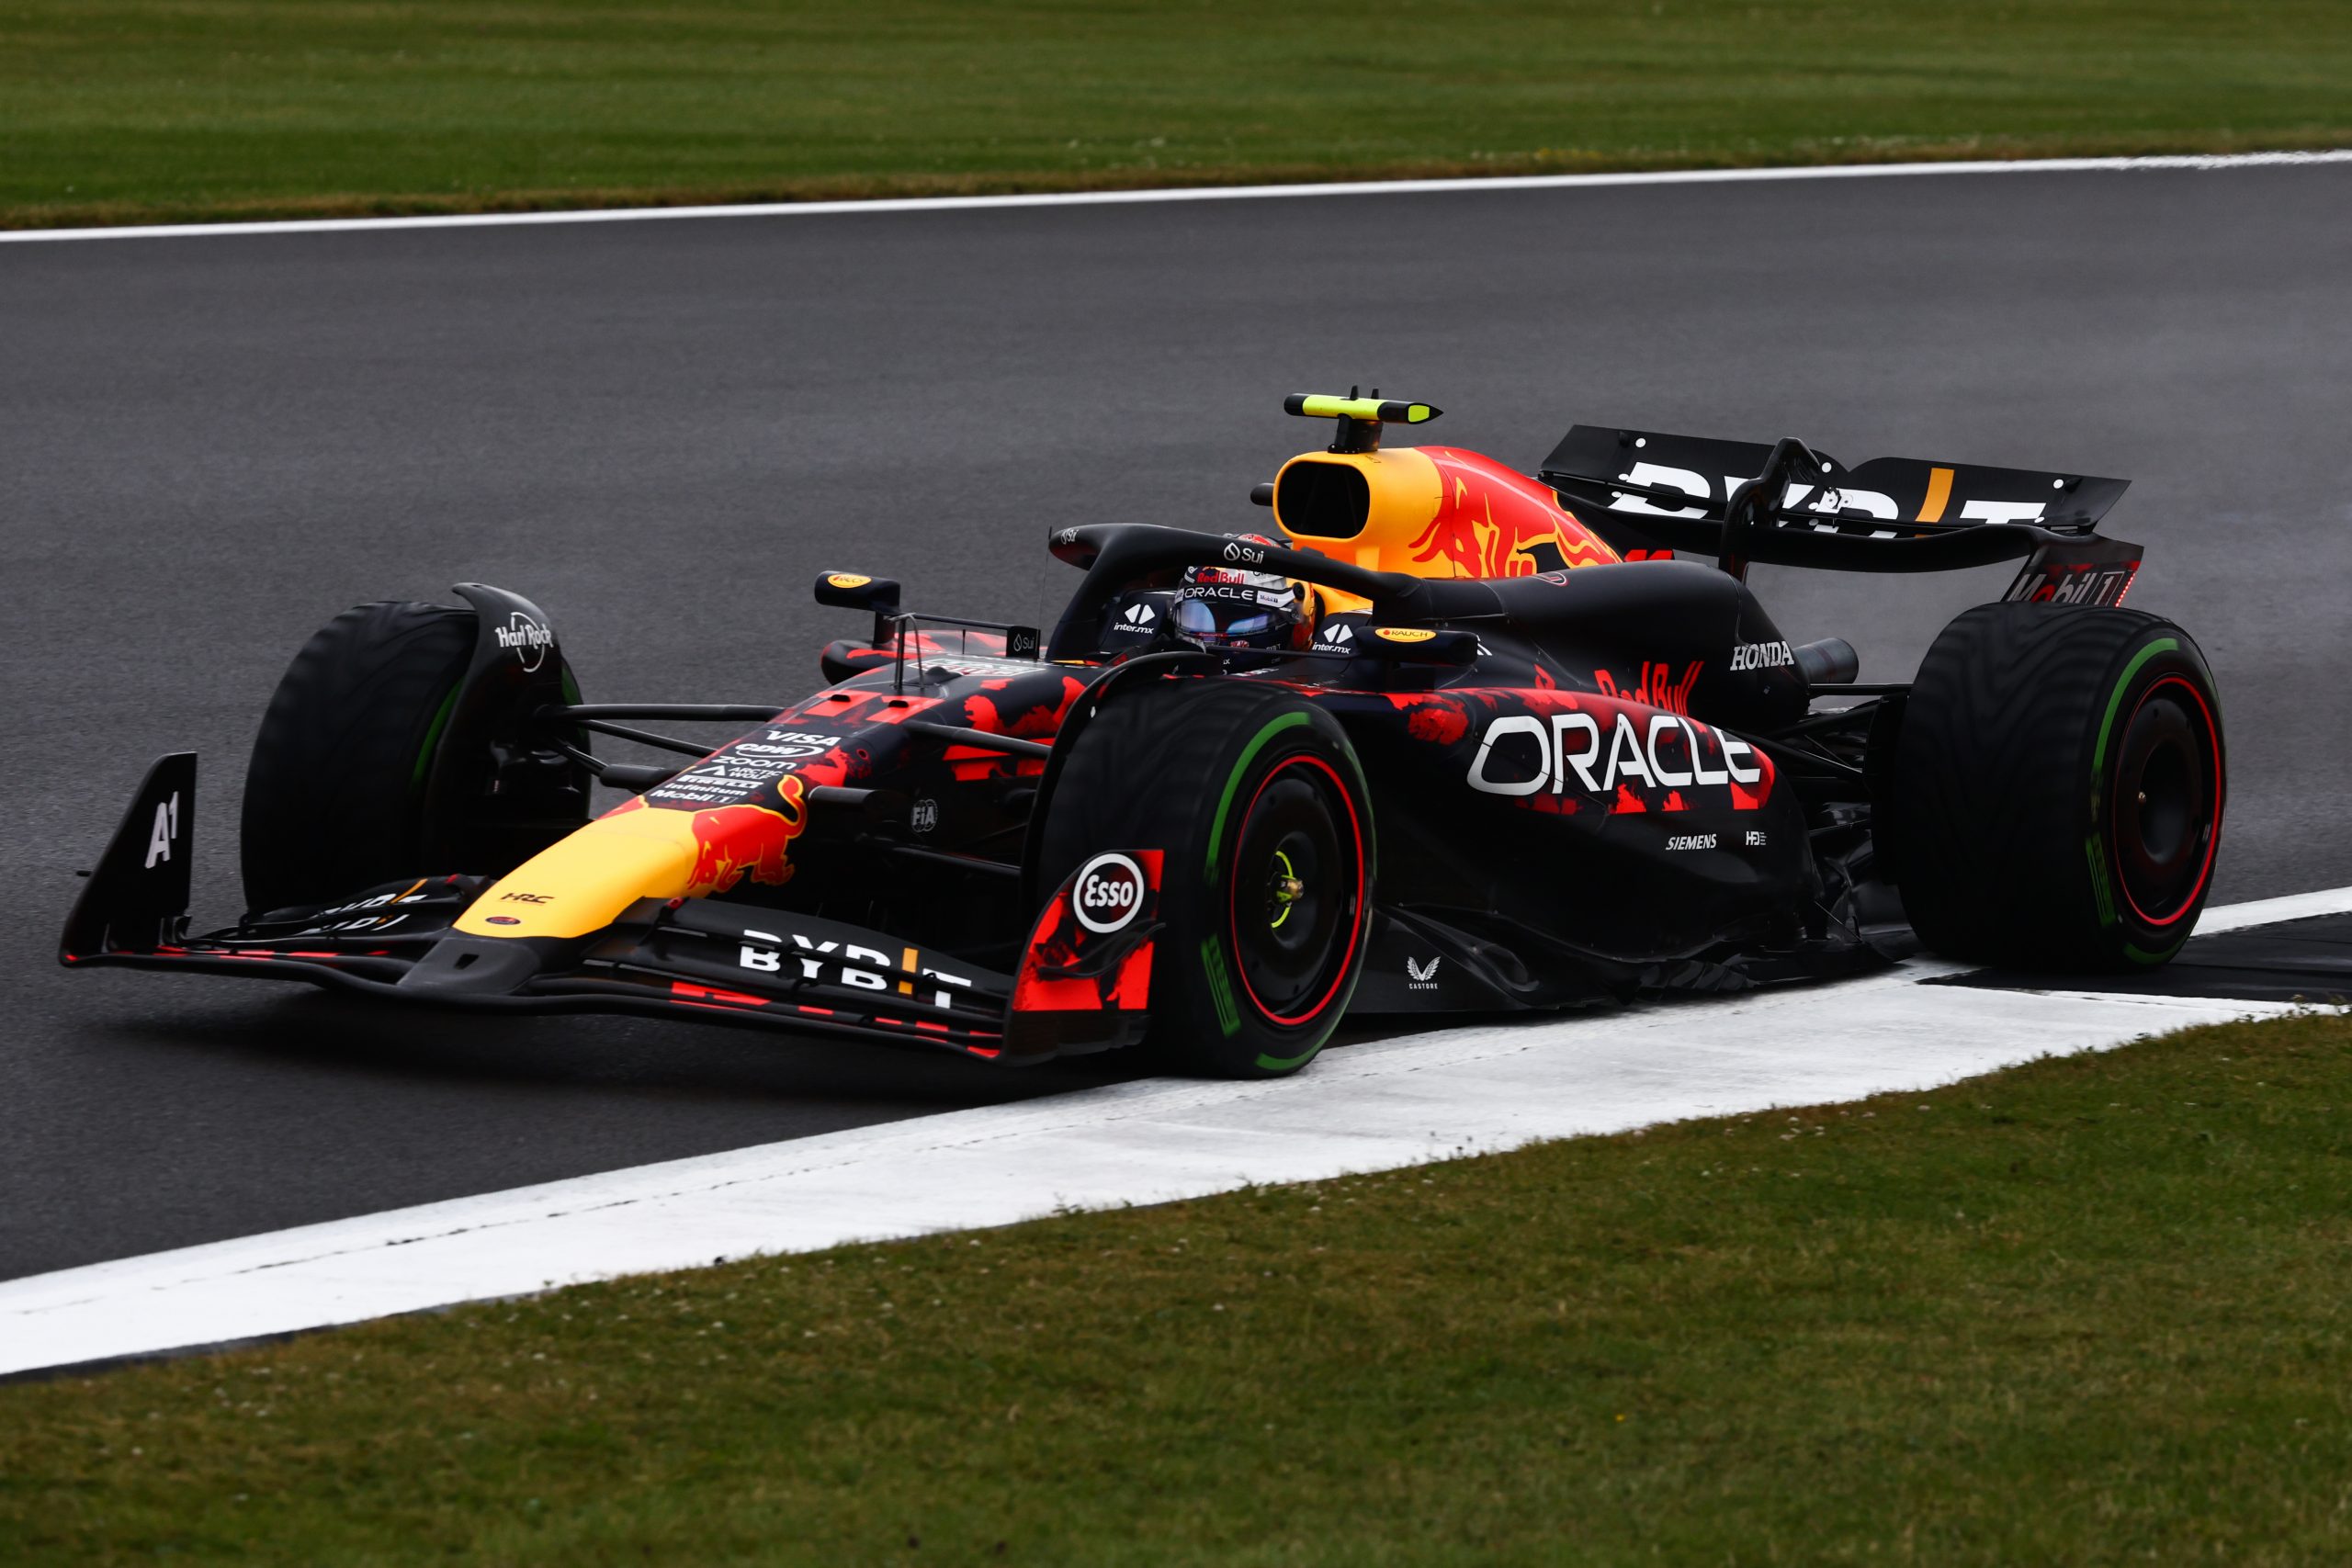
[1540,425,2140,602]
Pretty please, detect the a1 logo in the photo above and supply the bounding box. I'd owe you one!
[1072,852,1146,934]
[144,791,180,869]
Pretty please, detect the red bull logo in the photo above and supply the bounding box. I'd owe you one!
[1409,448,1618,580]
[685,778,808,894]
[1594,660,1703,717]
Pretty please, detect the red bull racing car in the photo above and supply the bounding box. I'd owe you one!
[62,395,2225,1077]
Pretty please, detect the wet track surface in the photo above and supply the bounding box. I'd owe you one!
[1945,910,2352,1004]
[5,164,2349,1279]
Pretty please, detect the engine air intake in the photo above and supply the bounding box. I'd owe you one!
[1273,460,1372,540]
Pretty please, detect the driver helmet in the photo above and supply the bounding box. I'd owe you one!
[1172,537,1317,655]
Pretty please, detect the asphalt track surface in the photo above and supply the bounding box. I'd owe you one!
[5,164,2349,1281]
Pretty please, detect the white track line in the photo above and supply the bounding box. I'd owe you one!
[5,886,2346,1378]
[6,150,2349,245]
[2173,884,2352,935]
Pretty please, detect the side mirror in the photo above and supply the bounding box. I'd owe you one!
[813,572,901,614]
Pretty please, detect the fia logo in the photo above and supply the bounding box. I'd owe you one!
[910,797,939,834]
[1406,955,1442,989]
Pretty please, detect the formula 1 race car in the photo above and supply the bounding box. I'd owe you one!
[62,395,2225,1077]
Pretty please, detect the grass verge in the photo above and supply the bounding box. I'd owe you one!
[2,1,2348,230]
[3,1009,2348,1562]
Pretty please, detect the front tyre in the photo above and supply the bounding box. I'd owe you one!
[241,600,586,915]
[1039,681,1374,1077]
[1891,603,2224,969]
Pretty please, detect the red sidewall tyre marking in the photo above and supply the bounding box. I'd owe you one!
[2113,672,2222,929]
[1227,752,1366,1029]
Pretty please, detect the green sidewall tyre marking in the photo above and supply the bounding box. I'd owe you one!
[1201,936,1243,1038]
[2093,637,2178,776]
[2085,833,2119,928]
[1255,1043,1322,1073]
[1252,960,1363,1075]
[413,684,462,790]
[1204,710,1314,882]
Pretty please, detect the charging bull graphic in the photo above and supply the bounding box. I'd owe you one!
[684,780,808,894]
[1408,448,1618,580]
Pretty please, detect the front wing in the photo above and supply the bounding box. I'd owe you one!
[61,756,1164,1064]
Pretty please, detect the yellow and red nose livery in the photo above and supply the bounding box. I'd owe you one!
[455,780,808,941]
[1271,445,1619,590]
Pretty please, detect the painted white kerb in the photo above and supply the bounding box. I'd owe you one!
[4,150,2348,245]
[4,882,2346,1376]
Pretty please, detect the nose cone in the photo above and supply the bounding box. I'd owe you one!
[454,791,806,942]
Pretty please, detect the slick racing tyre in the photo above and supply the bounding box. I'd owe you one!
[1039,680,1374,1077]
[1890,602,2223,970]
[240,601,583,914]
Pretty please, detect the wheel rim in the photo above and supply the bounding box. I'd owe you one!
[2111,673,2222,926]
[1228,753,1364,1026]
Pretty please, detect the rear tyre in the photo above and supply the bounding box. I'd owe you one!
[1039,680,1374,1077]
[1890,602,2223,969]
[240,601,584,915]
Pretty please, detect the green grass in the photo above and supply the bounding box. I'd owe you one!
[4,1009,2349,1564]
[0,1,2347,229]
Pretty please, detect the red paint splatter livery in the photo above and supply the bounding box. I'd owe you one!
[1013,850,1164,1015]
